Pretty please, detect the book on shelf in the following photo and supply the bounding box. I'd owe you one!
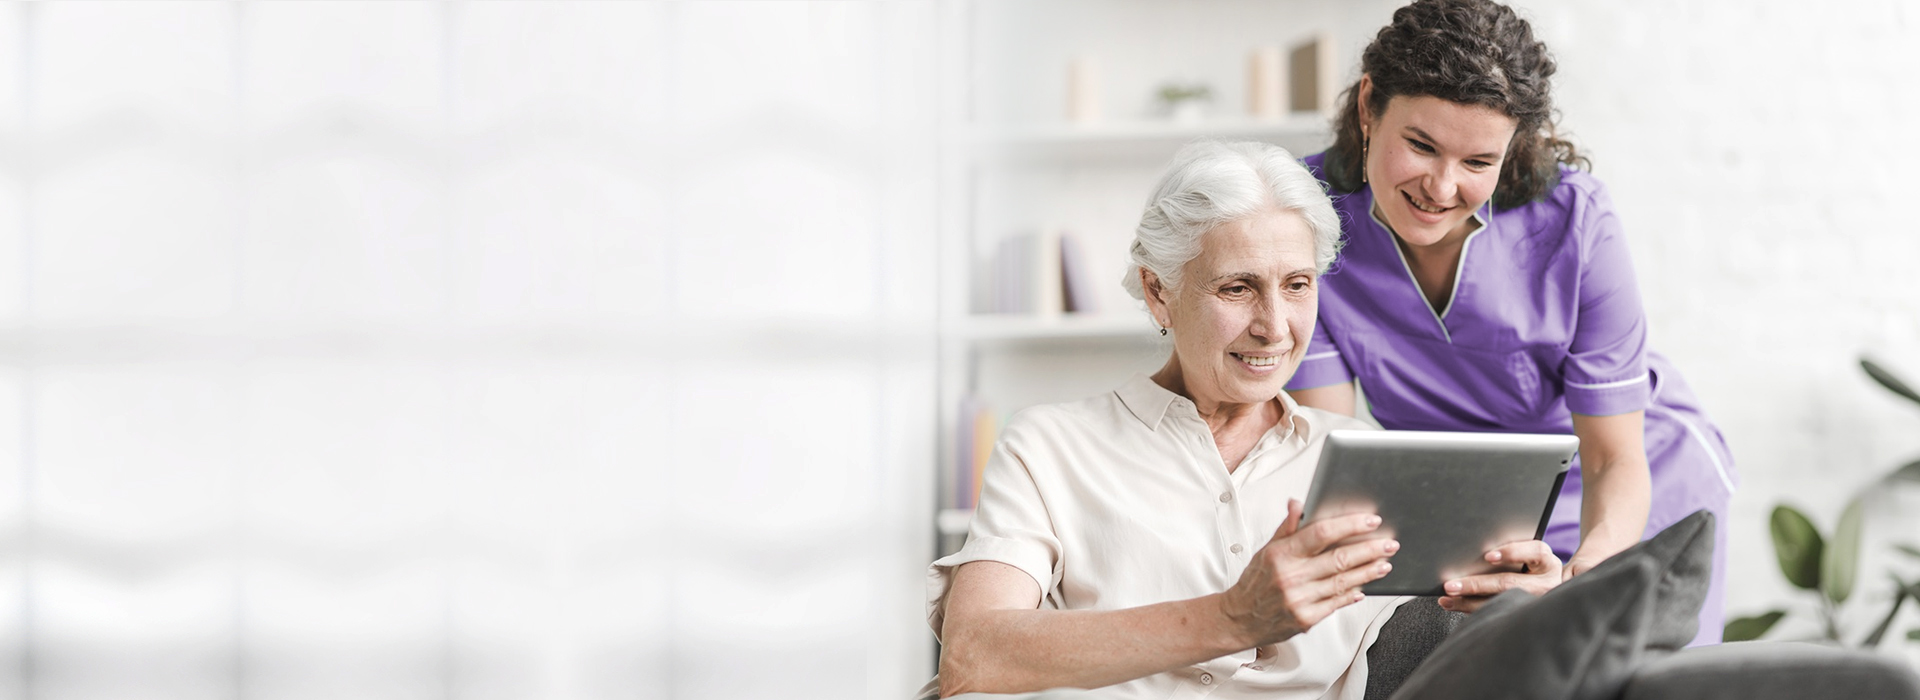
[983,229,1099,316]
[1289,33,1336,114]
[1059,232,1099,314]
[953,396,1001,510]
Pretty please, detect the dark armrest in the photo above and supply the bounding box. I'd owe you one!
[1622,641,1920,700]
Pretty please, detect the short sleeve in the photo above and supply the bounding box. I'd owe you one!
[1286,318,1356,391]
[1561,184,1652,416]
[925,421,1063,640]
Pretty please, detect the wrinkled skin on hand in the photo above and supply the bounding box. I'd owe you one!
[1219,499,1400,646]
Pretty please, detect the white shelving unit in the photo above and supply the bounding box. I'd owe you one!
[950,312,1154,341]
[971,117,1330,162]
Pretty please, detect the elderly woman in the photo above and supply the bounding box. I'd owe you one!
[925,141,1560,699]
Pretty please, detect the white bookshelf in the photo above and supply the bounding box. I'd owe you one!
[950,313,1158,341]
[970,117,1331,162]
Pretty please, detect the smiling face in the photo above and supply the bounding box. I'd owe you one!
[1143,207,1320,409]
[1360,86,1520,249]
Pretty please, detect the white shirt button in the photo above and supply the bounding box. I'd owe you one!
[1229,543,1244,554]
[1219,492,1233,503]
[1200,672,1214,685]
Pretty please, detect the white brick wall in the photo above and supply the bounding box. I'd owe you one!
[1516,0,1920,646]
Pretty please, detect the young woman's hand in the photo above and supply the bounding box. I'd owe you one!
[1437,540,1563,613]
[1562,557,1601,580]
[1218,499,1399,646]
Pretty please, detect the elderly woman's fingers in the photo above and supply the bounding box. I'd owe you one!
[1322,559,1392,598]
[1295,587,1369,627]
[1286,537,1398,583]
[1280,552,1392,613]
[1226,511,1397,644]
[1276,512,1381,557]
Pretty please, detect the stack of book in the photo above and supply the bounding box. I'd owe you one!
[981,230,1100,316]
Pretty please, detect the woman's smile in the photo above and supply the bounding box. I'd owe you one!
[1232,352,1285,371]
[1402,189,1453,218]
[1144,205,1320,410]
[1361,94,1517,246]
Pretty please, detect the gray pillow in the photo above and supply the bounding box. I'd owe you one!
[1589,509,1714,651]
[1384,509,1718,700]
[1387,553,1661,700]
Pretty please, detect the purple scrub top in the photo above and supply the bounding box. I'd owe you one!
[1288,152,1736,643]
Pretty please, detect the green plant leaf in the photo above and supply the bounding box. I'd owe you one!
[1909,628,1920,642]
[1863,576,1913,647]
[1897,543,1920,560]
[1724,611,1787,642]
[1862,357,1920,408]
[1894,459,1920,485]
[1771,505,1824,590]
[1822,499,1864,605]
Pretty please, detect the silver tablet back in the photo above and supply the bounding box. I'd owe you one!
[1301,430,1578,596]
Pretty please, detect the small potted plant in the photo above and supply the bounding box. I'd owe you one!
[1157,82,1213,124]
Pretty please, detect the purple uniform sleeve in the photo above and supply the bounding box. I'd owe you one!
[1285,317,1355,391]
[1562,183,1653,416]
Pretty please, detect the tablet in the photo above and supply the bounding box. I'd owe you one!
[1301,430,1578,596]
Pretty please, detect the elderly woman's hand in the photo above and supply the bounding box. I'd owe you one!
[1217,499,1398,647]
[1437,540,1563,613]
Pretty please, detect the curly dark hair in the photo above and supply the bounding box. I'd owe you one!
[1323,0,1587,209]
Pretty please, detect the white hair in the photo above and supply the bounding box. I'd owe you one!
[1121,140,1344,303]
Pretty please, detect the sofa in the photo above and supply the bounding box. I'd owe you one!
[1365,596,1920,700]
[921,511,1920,700]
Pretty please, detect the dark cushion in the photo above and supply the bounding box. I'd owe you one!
[1364,598,1465,700]
[1374,509,1718,700]
[1387,555,1661,700]
[1596,509,1715,651]
[1622,642,1920,700]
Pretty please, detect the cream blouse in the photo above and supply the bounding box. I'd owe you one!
[928,375,1409,700]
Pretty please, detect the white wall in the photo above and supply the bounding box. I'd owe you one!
[1517,0,1920,646]
[0,3,939,699]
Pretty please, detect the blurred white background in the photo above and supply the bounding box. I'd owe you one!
[0,2,1917,699]
[1,2,938,699]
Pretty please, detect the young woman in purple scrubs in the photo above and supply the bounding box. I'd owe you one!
[1285,0,1735,644]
